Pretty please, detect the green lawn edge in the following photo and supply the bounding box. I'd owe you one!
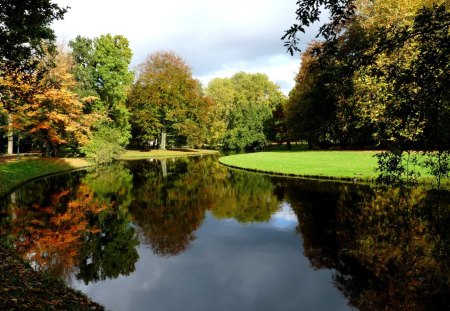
[0,157,94,198]
[218,151,449,186]
[119,149,218,160]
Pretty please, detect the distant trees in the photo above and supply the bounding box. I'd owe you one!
[127,51,208,150]
[205,72,285,150]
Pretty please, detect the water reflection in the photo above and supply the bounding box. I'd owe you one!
[0,156,449,310]
[281,179,450,311]
[0,163,139,283]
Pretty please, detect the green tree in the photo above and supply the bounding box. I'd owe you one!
[205,72,285,150]
[69,34,134,162]
[127,51,208,150]
[0,0,67,70]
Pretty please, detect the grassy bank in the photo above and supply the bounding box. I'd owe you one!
[219,150,440,182]
[0,157,92,197]
[119,148,218,160]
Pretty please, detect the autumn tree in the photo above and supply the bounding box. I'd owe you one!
[205,72,285,150]
[127,51,208,150]
[0,0,67,154]
[1,47,95,156]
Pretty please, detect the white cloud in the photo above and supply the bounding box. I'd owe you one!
[51,0,316,94]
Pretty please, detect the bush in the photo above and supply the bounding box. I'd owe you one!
[81,126,126,164]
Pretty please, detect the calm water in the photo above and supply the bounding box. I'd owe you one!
[1,156,449,310]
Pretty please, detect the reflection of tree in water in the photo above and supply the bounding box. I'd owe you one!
[76,163,139,284]
[285,180,450,311]
[3,178,109,279]
[1,163,139,283]
[128,158,207,256]
[127,156,280,256]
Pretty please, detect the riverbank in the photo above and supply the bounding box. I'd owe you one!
[219,151,448,185]
[119,148,218,160]
[0,149,218,196]
[0,156,93,197]
[0,245,104,310]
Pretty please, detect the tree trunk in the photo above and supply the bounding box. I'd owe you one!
[7,114,13,155]
[160,130,167,150]
[160,159,168,178]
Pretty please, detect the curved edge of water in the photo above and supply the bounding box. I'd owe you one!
[0,165,95,199]
[218,158,376,184]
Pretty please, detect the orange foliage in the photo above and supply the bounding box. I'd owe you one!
[0,47,97,154]
[10,183,110,278]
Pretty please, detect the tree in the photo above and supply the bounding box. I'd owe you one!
[1,47,95,156]
[0,0,67,70]
[282,0,357,54]
[127,51,208,150]
[284,0,450,185]
[0,0,67,154]
[69,34,134,162]
[205,72,285,150]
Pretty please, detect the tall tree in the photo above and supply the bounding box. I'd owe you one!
[0,0,67,154]
[1,47,95,156]
[69,34,134,162]
[0,0,67,70]
[205,72,285,150]
[284,0,450,184]
[127,51,208,150]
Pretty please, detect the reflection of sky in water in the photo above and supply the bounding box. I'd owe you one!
[269,202,298,230]
[72,211,350,311]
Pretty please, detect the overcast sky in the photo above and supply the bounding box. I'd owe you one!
[52,0,319,94]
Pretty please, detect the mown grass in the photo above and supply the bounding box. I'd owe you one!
[119,148,218,160]
[0,157,92,197]
[219,150,441,182]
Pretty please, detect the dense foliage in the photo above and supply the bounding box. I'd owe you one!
[0,0,67,70]
[127,51,208,150]
[286,0,450,184]
[205,72,286,150]
[69,34,134,162]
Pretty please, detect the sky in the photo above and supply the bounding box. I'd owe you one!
[51,0,319,94]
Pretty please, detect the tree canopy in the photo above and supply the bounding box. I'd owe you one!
[127,51,208,150]
[0,0,67,70]
[285,0,450,184]
[205,72,285,150]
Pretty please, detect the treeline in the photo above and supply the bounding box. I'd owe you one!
[0,0,286,162]
[284,0,449,183]
[0,42,286,161]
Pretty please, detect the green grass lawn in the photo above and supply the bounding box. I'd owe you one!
[219,150,439,181]
[220,151,379,180]
[0,157,92,196]
[119,148,218,160]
